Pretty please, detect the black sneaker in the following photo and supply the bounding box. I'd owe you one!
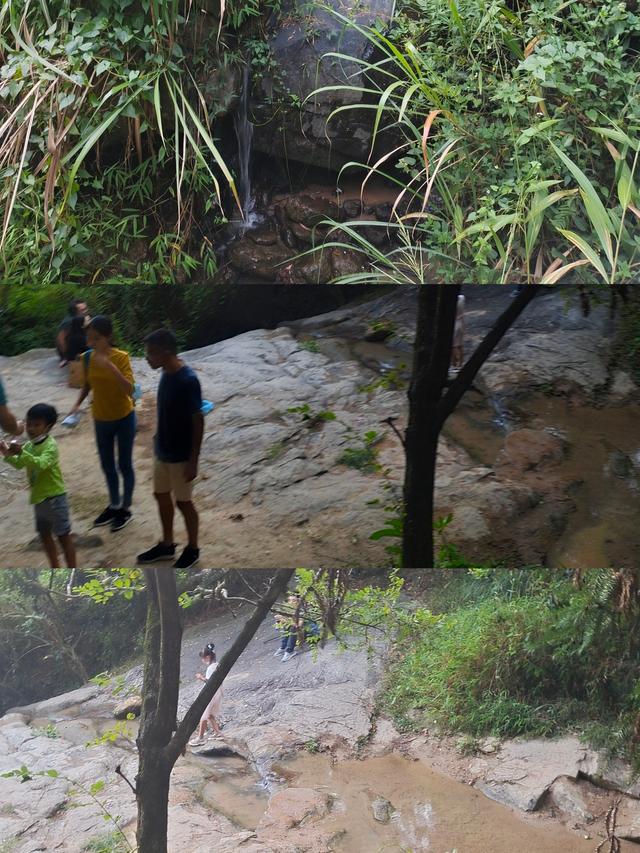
[93,506,119,527]
[173,546,200,569]
[137,542,176,564]
[111,509,132,532]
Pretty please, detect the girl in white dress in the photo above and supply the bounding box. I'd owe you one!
[189,642,223,746]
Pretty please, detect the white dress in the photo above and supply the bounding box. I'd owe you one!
[200,661,223,721]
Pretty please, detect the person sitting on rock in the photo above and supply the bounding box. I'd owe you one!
[56,298,89,367]
[274,594,311,662]
[65,315,89,363]
[0,403,76,571]
[189,643,223,746]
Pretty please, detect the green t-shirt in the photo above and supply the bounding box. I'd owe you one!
[0,378,7,407]
[4,434,66,504]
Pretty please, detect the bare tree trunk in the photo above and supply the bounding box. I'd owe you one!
[402,285,541,568]
[135,569,295,853]
[403,286,460,568]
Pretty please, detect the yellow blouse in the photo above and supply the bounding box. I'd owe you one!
[86,348,134,422]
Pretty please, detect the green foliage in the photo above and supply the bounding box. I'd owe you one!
[338,430,380,472]
[298,339,320,353]
[0,0,241,283]
[83,833,130,853]
[385,570,640,766]
[87,720,136,749]
[286,403,337,423]
[34,723,60,739]
[0,281,220,356]
[314,1,639,283]
[359,364,407,393]
[0,570,146,715]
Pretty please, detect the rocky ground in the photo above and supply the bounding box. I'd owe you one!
[0,285,638,569]
[3,596,639,852]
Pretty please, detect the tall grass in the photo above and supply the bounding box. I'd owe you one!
[0,0,240,275]
[307,2,639,283]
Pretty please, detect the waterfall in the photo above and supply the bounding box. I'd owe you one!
[233,64,258,231]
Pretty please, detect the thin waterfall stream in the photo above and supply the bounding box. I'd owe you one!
[233,63,260,231]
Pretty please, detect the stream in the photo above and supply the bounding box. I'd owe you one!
[303,329,639,570]
[26,708,606,852]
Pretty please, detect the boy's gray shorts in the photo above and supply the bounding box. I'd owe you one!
[35,494,71,537]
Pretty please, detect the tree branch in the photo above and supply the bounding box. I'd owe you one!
[164,569,294,767]
[436,286,541,426]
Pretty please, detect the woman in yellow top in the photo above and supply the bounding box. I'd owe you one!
[70,315,136,532]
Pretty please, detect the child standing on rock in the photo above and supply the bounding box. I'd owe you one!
[0,403,76,570]
[189,643,223,746]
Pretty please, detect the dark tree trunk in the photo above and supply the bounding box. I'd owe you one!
[136,570,176,853]
[403,286,460,568]
[402,285,542,569]
[135,569,295,853]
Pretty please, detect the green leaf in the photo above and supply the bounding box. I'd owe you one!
[557,228,609,282]
[551,142,615,265]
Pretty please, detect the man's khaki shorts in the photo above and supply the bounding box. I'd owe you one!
[153,459,194,502]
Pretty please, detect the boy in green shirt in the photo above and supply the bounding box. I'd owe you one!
[1,403,76,570]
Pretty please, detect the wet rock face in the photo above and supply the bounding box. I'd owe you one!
[251,0,395,170]
[219,190,370,283]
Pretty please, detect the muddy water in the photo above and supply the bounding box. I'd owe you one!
[189,751,268,829]
[314,332,640,568]
[447,393,640,568]
[281,753,597,852]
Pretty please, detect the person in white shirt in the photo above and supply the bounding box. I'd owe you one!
[189,642,223,746]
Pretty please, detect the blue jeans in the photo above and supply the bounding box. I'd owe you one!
[280,628,297,653]
[94,411,136,509]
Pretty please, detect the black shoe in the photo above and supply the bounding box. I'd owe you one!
[93,506,119,527]
[173,546,200,569]
[111,509,132,532]
[137,542,176,563]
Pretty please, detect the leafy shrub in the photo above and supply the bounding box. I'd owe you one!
[386,570,640,761]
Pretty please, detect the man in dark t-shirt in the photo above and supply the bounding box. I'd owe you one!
[137,329,204,569]
[56,298,89,366]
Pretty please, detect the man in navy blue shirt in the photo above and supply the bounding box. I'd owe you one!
[137,329,204,569]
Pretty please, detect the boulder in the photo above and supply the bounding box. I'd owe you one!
[251,0,396,170]
[371,795,394,823]
[614,796,640,841]
[258,787,330,832]
[285,194,340,228]
[113,696,142,720]
[227,239,292,280]
[7,685,101,719]
[497,429,566,475]
[547,777,594,823]
[474,737,598,812]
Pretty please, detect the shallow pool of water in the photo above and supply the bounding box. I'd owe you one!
[447,392,640,568]
[280,752,602,852]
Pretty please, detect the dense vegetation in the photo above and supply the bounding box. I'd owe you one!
[0,568,271,714]
[2,0,637,284]
[387,569,640,768]
[0,281,365,356]
[0,0,267,285]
